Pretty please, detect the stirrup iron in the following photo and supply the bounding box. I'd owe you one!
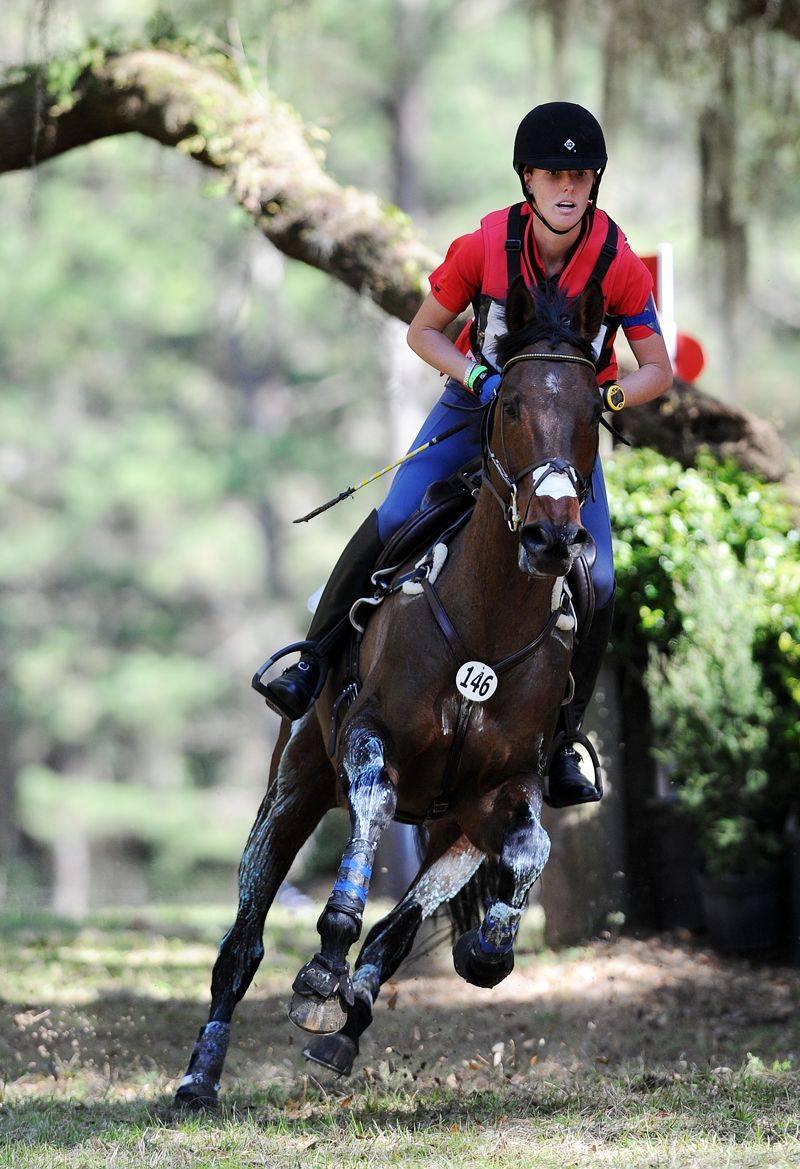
[251,640,328,713]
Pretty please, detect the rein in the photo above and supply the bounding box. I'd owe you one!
[481,351,598,533]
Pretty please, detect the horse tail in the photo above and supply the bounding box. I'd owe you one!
[443,858,500,937]
[267,717,294,790]
[413,826,500,938]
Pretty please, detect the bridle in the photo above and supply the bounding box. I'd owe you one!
[480,351,599,534]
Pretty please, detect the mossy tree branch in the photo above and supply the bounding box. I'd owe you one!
[0,48,436,322]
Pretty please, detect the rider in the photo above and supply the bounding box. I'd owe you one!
[264,102,673,807]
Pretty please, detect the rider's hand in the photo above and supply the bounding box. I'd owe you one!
[466,364,501,404]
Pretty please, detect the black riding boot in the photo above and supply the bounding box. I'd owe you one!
[544,590,615,809]
[263,510,384,720]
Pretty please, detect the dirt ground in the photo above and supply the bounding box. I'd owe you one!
[1,908,799,1167]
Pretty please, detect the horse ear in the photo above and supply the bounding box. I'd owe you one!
[505,275,537,335]
[572,279,605,341]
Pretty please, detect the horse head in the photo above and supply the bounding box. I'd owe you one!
[487,276,604,578]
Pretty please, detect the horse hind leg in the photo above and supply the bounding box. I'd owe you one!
[288,717,398,1035]
[305,826,484,1076]
[453,784,550,989]
[174,713,333,1110]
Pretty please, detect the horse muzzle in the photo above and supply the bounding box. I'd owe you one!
[518,520,593,578]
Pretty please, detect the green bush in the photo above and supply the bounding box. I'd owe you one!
[606,449,799,874]
[646,549,778,875]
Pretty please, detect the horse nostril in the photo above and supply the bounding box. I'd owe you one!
[521,522,552,552]
[564,523,589,548]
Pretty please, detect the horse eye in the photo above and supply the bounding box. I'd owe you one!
[503,397,522,421]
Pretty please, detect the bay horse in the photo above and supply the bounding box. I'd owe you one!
[174,275,606,1108]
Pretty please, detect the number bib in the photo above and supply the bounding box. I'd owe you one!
[455,660,498,703]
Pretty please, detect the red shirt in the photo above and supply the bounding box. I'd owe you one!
[429,203,657,384]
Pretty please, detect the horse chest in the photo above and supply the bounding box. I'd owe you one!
[432,678,554,779]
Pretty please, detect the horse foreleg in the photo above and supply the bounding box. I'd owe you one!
[174,713,333,1109]
[288,718,398,1035]
[304,826,484,1075]
[453,782,550,989]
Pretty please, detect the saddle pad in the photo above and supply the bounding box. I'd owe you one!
[373,478,476,577]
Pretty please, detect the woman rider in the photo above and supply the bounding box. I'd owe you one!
[264,102,673,808]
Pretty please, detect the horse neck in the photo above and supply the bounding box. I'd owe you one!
[447,484,554,659]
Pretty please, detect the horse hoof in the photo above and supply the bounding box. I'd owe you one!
[304,1032,358,1076]
[452,929,514,989]
[173,1084,220,1112]
[288,991,348,1034]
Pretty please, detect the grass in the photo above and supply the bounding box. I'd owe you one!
[1,906,798,1167]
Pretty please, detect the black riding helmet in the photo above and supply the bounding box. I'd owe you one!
[513,102,607,235]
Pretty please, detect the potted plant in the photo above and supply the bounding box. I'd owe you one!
[647,547,784,952]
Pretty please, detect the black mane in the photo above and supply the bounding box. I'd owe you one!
[495,281,596,368]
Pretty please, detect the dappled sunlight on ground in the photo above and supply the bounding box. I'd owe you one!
[1,911,798,1166]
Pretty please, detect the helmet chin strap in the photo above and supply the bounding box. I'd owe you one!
[528,197,579,236]
[520,168,604,238]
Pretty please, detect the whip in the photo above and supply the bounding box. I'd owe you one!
[292,418,472,523]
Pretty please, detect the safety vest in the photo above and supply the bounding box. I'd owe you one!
[470,203,621,381]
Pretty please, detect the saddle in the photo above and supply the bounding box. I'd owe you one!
[372,460,481,579]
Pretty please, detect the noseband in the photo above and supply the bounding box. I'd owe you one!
[481,352,599,533]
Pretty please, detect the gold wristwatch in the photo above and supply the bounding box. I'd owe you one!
[602,383,625,412]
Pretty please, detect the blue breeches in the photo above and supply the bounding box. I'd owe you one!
[376,378,615,608]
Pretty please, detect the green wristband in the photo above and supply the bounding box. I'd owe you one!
[466,363,488,391]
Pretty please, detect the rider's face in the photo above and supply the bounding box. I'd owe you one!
[523,167,595,231]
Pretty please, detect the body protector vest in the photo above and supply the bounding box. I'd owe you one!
[470,204,620,381]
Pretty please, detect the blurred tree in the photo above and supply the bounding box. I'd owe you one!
[576,0,800,395]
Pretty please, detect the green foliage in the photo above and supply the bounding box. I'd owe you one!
[646,551,778,875]
[607,449,799,874]
[144,9,182,45]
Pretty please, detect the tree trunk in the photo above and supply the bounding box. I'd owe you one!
[0,662,18,909]
[51,829,91,919]
[697,26,748,400]
[372,0,434,901]
[540,661,628,946]
[546,0,573,96]
[618,665,660,928]
[735,0,800,39]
